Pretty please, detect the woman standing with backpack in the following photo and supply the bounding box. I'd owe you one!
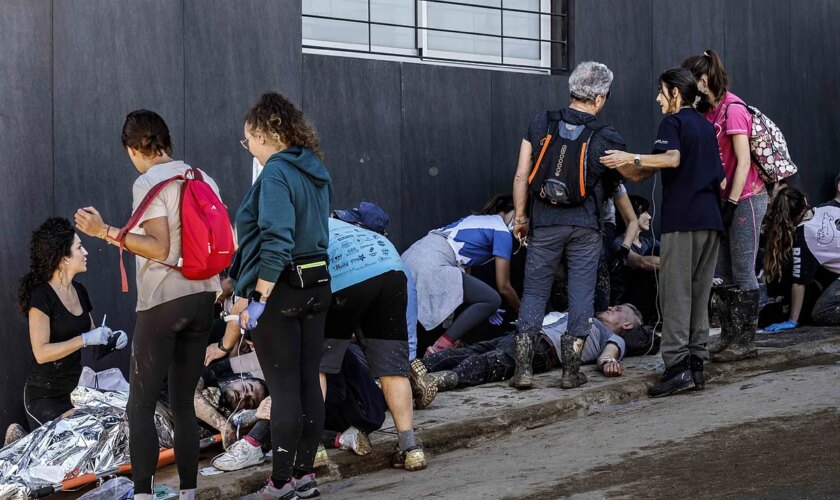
[682,50,769,362]
[231,92,332,500]
[75,110,224,500]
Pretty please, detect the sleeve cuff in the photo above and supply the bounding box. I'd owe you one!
[258,266,283,283]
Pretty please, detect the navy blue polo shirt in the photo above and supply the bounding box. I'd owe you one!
[653,108,724,234]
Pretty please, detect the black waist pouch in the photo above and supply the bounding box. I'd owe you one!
[284,255,331,289]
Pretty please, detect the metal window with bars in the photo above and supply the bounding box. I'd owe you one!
[302,0,570,73]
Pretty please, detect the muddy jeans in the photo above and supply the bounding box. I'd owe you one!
[812,279,840,325]
[660,230,721,368]
[718,192,768,291]
[421,334,557,387]
[518,225,602,337]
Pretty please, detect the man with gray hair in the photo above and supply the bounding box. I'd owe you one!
[509,61,627,390]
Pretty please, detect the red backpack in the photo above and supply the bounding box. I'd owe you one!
[116,167,234,292]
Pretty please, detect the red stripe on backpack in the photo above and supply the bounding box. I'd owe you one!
[115,168,234,292]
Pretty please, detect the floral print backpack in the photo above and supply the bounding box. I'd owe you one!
[725,102,798,183]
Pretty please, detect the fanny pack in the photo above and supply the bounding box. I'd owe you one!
[284,256,331,289]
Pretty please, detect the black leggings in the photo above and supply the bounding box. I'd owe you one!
[251,281,331,484]
[128,292,214,494]
[23,385,73,430]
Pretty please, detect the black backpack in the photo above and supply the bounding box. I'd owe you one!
[528,111,606,206]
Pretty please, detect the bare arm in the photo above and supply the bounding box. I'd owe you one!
[789,283,806,322]
[628,253,660,272]
[29,308,85,364]
[512,139,533,242]
[726,134,752,202]
[597,343,624,377]
[75,207,171,261]
[600,150,680,182]
[615,194,639,249]
[494,257,520,313]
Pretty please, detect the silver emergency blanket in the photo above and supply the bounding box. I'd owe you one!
[0,386,175,499]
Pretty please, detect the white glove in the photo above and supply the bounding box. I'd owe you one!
[112,330,129,350]
[82,327,112,347]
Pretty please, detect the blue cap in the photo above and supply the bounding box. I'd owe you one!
[333,201,390,235]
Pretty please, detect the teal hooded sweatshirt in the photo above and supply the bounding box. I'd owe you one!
[229,146,331,297]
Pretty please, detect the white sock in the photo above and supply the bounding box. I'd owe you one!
[133,495,154,500]
[180,489,196,500]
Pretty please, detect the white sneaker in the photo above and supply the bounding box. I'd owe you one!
[338,426,372,456]
[212,439,265,472]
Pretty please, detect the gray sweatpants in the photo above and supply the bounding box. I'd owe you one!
[517,225,601,338]
[718,192,768,291]
[660,230,720,368]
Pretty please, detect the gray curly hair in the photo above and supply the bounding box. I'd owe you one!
[569,61,614,101]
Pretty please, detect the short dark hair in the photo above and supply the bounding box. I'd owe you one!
[658,67,699,108]
[628,194,650,217]
[121,109,173,157]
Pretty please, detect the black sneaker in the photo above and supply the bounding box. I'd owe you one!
[293,473,320,498]
[689,355,705,390]
[648,361,695,398]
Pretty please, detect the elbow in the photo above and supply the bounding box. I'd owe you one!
[151,245,170,261]
[33,351,50,364]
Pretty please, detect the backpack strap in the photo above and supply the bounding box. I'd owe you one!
[722,101,755,120]
[115,174,185,292]
[528,111,563,185]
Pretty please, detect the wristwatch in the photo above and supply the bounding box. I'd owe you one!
[633,155,641,167]
[217,339,233,354]
[249,290,269,303]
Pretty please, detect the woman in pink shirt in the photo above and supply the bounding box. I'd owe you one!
[682,50,768,363]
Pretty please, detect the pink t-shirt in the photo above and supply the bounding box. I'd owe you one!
[705,91,766,201]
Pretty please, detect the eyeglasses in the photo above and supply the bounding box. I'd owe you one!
[239,136,250,150]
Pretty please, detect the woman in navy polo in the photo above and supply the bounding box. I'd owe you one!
[600,67,724,398]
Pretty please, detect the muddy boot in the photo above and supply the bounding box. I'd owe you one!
[689,355,705,390]
[708,285,737,354]
[648,359,695,398]
[712,288,759,363]
[409,359,438,409]
[509,332,535,390]
[560,335,588,389]
[428,370,459,392]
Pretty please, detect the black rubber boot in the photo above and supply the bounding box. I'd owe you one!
[689,355,705,390]
[712,288,759,363]
[709,285,737,354]
[428,370,459,391]
[509,332,535,390]
[648,359,695,398]
[560,334,588,389]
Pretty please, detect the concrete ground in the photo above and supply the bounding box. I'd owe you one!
[152,326,840,499]
[55,327,838,498]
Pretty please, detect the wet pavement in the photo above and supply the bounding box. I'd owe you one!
[321,361,840,499]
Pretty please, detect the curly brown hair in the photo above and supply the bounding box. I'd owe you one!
[244,92,324,161]
[18,218,76,316]
[764,187,809,283]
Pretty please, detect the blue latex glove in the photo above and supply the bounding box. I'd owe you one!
[762,319,798,333]
[81,326,112,347]
[112,330,129,350]
[488,308,506,326]
[240,300,266,330]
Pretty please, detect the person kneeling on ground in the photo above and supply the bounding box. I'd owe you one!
[410,305,642,400]
[321,215,427,471]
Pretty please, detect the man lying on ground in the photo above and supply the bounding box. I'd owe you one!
[410,304,642,407]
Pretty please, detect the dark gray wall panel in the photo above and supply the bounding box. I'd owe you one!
[184,0,302,215]
[302,55,403,245]
[0,0,53,432]
[490,73,569,195]
[53,0,185,375]
[400,64,492,249]
[574,0,653,154]
[790,0,839,202]
[651,0,724,76]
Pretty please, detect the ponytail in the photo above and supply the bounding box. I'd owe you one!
[681,49,729,108]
